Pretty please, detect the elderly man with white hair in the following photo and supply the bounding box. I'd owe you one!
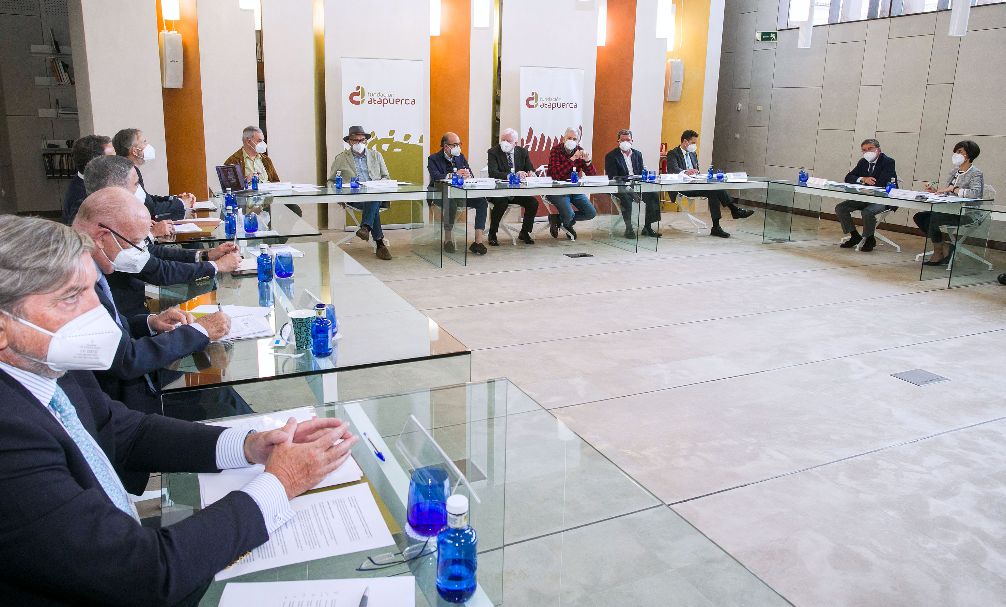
[485,127,538,245]
[225,125,280,184]
[545,127,598,240]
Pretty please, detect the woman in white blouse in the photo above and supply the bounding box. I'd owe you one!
[913,140,985,266]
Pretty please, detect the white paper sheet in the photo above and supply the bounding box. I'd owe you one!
[215,484,394,581]
[172,223,203,234]
[198,457,363,509]
[190,304,271,318]
[193,200,218,210]
[217,314,274,342]
[218,577,415,607]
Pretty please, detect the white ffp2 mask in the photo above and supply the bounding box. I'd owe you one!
[10,306,121,372]
[564,139,578,152]
[618,141,632,152]
[141,144,156,162]
[951,153,966,167]
[686,143,698,154]
[255,141,268,154]
[351,143,366,155]
[499,141,515,154]
[863,151,878,163]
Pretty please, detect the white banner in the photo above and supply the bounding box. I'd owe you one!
[340,58,424,185]
[519,66,586,169]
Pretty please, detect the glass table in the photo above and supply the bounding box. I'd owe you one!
[158,199,322,248]
[162,379,790,606]
[638,178,770,245]
[947,204,1006,288]
[155,242,470,420]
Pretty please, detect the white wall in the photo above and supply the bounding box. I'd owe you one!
[262,0,319,185]
[69,0,168,194]
[629,0,667,167]
[197,2,258,186]
[499,0,599,151]
[468,1,496,173]
[700,0,725,169]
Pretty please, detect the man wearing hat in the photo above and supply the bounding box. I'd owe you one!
[328,126,393,260]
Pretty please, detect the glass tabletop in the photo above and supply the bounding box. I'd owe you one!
[771,178,993,205]
[160,200,322,247]
[234,184,435,200]
[947,204,1006,287]
[161,379,788,606]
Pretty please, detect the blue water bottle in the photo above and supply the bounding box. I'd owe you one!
[436,495,477,603]
[251,173,259,191]
[640,168,648,181]
[886,177,897,194]
[243,211,258,234]
[798,167,809,184]
[350,175,360,189]
[570,169,579,184]
[310,303,333,357]
[256,244,273,282]
[334,170,343,189]
[707,166,714,180]
[715,169,725,182]
[257,281,273,307]
[224,188,237,211]
[508,170,518,187]
[224,207,236,239]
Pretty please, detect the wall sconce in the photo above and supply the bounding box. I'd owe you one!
[655,0,676,50]
[596,0,607,47]
[430,0,442,36]
[473,0,491,28]
[948,0,970,36]
[162,0,180,22]
[238,0,261,31]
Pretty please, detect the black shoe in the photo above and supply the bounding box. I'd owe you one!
[860,235,876,252]
[355,225,371,241]
[469,242,487,255]
[997,273,1006,285]
[923,257,949,266]
[730,207,754,220]
[710,226,730,238]
[624,228,636,239]
[488,233,499,246]
[840,232,862,248]
[565,225,577,240]
[642,226,662,238]
[549,214,560,238]
[518,231,535,244]
[444,241,456,254]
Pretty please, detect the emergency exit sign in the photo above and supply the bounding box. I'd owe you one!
[756,31,778,42]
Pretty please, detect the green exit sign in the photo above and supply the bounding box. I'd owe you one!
[756,31,778,42]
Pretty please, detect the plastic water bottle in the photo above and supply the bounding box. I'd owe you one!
[243,211,258,234]
[224,188,236,211]
[570,169,579,184]
[886,177,897,194]
[325,304,337,342]
[334,170,343,189]
[436,495,477,603]
[641,168,648,181]
[707,166,715,180]
[350,176,360,189]
[251,173,259,191]
[508,170,518,187]
[310,303,333,357]
[715,169,725,182]
[257,281,273,307]
[256,244,273,282]
[224,207,236,239]
[798,167,809,184]
[649,169,658,183]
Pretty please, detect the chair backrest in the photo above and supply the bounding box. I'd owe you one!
[983,183,997,201]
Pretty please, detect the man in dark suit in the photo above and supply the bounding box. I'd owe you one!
[604,128,663,238]
[835,138,898,252]
[73,188,235,415]
[0,214,358,606]
[113,127,193,220]
[486,128,538,245]
[666,129,753,238]
[427,132,490,255]
[63,134,114,224]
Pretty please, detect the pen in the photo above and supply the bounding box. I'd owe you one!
[363,432,385,462]
[358,586,369,607]
[154,213,171,220]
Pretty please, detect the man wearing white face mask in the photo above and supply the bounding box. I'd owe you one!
[604,129,663,238]
[427,132,490,255]
[835,139,898,252]
[113,128,193,220]
[225,125,281,185]
[545,127,598,240]
[485,127,538,245]
[0,215,359,606]
[327,126,394,260]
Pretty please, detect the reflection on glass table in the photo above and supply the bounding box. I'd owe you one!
[948,204,1006,288]
[159,199,322,247]
[639,178,770,246]
[162,379,789,606]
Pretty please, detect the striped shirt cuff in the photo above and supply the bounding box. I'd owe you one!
[216,427,253,469]
[240,472,295,533]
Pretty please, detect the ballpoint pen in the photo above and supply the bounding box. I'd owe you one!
[363,432,385,462]
[358,586,369,607]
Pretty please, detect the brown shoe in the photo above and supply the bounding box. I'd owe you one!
[356,225,371,241]
[375,240,392,260]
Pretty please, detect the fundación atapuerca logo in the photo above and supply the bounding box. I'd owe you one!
[349,85,417,107]
[524,91,578,110]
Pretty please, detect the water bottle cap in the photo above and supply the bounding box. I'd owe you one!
[446,494,469,515]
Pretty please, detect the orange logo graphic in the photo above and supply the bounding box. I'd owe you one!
[349,85,366,105]
[525,91,539,108]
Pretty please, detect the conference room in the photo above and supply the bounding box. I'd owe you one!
[0,0,1004,605]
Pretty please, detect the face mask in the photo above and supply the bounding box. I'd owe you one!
[951,153,966,167]
[564,139,578,152]
[8,306,121,372]
[133,184,147,204]
[105,233,151,274]
[254,141,268,154]
[449,145,462,157]
[618,141,632,152]
[686,143,698,154]
[141,144,156,161]
[863,151,878,163]
[351,142,366,155]
[499,141,514,154]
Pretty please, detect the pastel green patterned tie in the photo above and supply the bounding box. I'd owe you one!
[48,386,139,521]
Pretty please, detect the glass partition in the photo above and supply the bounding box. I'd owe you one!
[947,205,1005,287]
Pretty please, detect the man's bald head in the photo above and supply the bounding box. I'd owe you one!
[74,187,151,242]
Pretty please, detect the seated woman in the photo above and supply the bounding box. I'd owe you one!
[912,140,985,266]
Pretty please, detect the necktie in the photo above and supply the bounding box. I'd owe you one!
[48,386,139,521]
[507,152,514,171]
[868,163,875,175]
[684,152,692,170]
[96,275,123,329]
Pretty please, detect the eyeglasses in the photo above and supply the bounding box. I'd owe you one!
[98,223,147,252]
[356,538,436,571]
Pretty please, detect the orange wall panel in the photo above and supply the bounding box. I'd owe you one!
[592,0,637,163]
[430,0,471,156]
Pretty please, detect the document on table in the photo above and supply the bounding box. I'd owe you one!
[268,244,305,258]
[218,577,415,607]
[172,223,203,233]
[193,200,218,210]
[190,304,271,318]
[216,314,274,342]
[215,484,394,581]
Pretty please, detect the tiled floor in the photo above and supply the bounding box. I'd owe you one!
[339,211,1006,606]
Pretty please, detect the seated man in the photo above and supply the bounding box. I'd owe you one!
[83,155,241,318]
[427,132,490,255]
[327,125,393,260]
[113,127,193,220]
[73,189,239,416]
[486,127,537,245]
[223,126,303,218]
[603,128,662,238]
[546,127,598,240]
[835,138,898,252]
[666,129,753,238]
[63,134,114,224]
[0,213,357,605]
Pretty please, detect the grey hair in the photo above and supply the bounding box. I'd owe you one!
[616,129,633,139]
[564,127,579,138]
[83,155,134,194]
[243,126,263,141]
[501,128,519,141]
[861,138,881,149]
[0,215,93,313]
[112,128,141,156]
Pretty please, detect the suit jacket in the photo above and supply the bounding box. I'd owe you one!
[487,145,533,180]
[93,281,209,414]
[224,148,280,182]
[427,151,472,186]
[108,251,214,318]
[666,146,700,174]
[327,148,391,182]
[62,175,87,225]
[844,153,897,188]
[0,369,267,606]
[136,167,185,221]
[604,147,644,179]
[944,165,984,199]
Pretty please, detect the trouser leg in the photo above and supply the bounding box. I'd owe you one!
[860,203,888,238]
[570,194,596,222]
[489,199,509,234]
[549,196,575,228]
[835,199,866,234]
[469,198,488,231]
[515,196,538,233]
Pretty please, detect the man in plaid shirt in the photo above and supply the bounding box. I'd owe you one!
[546,128,597,240]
